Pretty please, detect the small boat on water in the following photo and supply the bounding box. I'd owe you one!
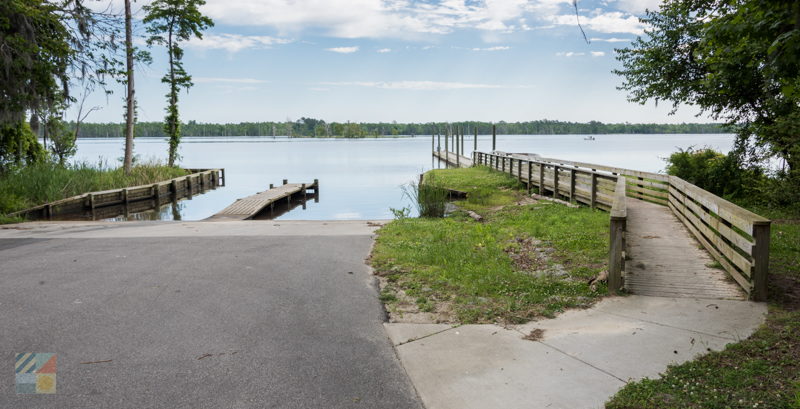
[584,135,596,141]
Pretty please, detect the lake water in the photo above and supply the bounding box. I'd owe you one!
[73,134,734,221]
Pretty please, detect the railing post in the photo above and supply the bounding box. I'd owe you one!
[539,163,545,195]
[492,125,496,151]
[608,216,626,293]
[474,127,478,152]
[591,174,597,209]
[517,158,522,181]
[553,165,560,199]
[527,160,533,194]
[752,222,771,301]
[569,169,576,203]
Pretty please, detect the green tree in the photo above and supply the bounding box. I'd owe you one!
[0,122,46,172]
[144,0,213,167]
[614,0,800,175]
[46,115,77,166]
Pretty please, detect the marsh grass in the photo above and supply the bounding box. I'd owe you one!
[404,172,449,217]
[0,161,187,215]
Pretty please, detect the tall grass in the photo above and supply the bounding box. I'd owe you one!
[404,172,449,217]
[0,161,187,214]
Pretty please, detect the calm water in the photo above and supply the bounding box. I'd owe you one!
[73,134,734,221]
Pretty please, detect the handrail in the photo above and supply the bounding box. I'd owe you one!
[608,177,627,293]
[469,150,771,301]
[667,176,770,300]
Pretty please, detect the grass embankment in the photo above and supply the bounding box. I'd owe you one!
[370,166,610,324]
[607,205,800,409]
[0,161,187,223]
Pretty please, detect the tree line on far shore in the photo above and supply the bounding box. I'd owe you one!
[71,119,726,138]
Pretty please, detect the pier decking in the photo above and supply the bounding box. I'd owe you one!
[432,150,472,168]
[208,181,318,221]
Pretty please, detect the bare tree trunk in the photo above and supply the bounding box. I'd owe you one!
[123,0,135,174]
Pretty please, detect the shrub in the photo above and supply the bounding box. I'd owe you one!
[665,146,762,198]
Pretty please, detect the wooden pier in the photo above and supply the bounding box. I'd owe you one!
[208,180,319,221]
[438,148,771,301]
[433,150,472,168]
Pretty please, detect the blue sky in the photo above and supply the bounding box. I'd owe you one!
[79,0,707,124]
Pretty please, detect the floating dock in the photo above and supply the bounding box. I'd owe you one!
[208,180,318,221]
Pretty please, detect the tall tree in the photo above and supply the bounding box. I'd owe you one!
[614,0,800,174]
[144,0,213,167]
[123,0,135,174]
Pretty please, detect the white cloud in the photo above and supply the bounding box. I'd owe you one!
[471,46,511,51]
[590,51,605,57]
[326,46,360,53]
[320,80,530,90]
[590,37,633,43]
[377,48,392,53]
[615,0,663,14]
[555,51,585,57]
[184,33,292,52]
[550,11,645,35]
[194,77,269,84]
[200,0,568,39]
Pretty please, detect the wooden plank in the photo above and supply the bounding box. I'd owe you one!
[677,190,754,253]
[210,182,316,220]
[669,194,754,275]
[752,223,770,301]
[626,184,669,199]
[536,156,669,182]
[670,176,768,234]
[668,201,752,294]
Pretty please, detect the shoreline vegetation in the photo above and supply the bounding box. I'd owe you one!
[70,119,726,139]
[370,166,610,324]
[0,161,187,224]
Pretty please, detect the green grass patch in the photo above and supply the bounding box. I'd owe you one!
[0,161,188,217]
[371,166,609,324]
[606,206,800,409]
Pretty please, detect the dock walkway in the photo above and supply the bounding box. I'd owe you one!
[625,198,746,299]
[441,149,771,301]
[208,181,318,221]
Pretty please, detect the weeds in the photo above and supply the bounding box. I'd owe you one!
[0,160,187,215]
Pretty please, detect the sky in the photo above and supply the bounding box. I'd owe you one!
[76,0,709,125]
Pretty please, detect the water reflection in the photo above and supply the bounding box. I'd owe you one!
[73,134,735,221]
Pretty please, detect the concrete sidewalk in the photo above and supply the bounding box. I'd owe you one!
[386,296,766,409]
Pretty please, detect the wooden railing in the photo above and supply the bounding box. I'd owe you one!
[609,177,627,293]
[468,150,771,301]
[668,176,771,300]
[473,152,620,210]
[473,152,628,292]
[10,168,225,221]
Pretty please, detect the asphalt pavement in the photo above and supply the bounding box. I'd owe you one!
[0,221,422,409]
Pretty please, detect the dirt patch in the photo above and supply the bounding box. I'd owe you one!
[770,274,800,311]
[523,328,545,341]
[376,276,455,323]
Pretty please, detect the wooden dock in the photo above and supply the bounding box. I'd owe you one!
[625,198,746,299]
[452,149,771,301]
[207,180,318,221]
[433,150,472,168]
